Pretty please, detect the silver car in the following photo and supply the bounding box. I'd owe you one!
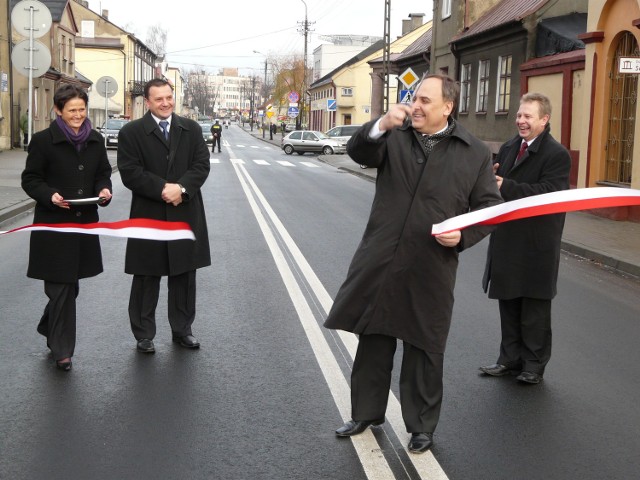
[281,130,346,155]
[325,124,362,144]
[99,118,129,148]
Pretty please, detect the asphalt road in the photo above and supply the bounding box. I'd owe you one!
[1,125,639,479]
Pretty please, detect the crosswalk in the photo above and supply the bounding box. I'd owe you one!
[210,157,322,168]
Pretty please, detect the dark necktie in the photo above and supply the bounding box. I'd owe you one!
[515,141,528,165]
[159,120,169,140]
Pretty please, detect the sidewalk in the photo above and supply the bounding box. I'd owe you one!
[2,128,640,279]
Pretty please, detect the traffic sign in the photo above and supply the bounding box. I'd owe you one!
[327,99,336,111]
[288,91,300,103]
[400,90,413,104]
[288,106,299,118]
[399,67,419,88]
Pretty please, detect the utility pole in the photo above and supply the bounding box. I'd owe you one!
[249,76,256,132]
[298,0,313,129]
[263,58,267,138]
[383,0,391,113]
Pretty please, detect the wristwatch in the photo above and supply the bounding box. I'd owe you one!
[178,184,188,200]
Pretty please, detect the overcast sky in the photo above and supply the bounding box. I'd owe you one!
[87,0,433,75]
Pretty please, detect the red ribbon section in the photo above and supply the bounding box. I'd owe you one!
[1,218,195,241]
[432,187,640,235]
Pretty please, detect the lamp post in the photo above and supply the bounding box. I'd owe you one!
[253,50,268,138]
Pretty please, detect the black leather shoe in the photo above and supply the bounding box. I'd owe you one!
[172,334,200,349]
[136,339,155,353]
[408,433,433,453]
[479,363,515,376]
[516,371,543,384]
[56,360,72,371]
[335,419,384,437]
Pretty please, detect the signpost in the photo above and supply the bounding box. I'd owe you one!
[327,99,336,111]
[399,67,419,88]
[288,91,300,103]
[400,89,414,104]
[288,106,299,118]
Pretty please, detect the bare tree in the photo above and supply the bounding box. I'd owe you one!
[146,24,168,57]
[185,68,219,119]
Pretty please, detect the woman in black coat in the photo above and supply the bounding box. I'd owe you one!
[21,84,112,371]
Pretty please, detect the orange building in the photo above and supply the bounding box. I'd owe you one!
[579,0,640,220]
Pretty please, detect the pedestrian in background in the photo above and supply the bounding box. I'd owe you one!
[21,84,113,371]
[480,92,571,384]
[117,78,211,354]
[211,119,222,153]
[325,74,503,453]
[20,109,28,151]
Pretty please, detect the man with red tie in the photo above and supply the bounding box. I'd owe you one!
[480,92,571,384]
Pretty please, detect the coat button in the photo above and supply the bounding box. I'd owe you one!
[416,158,424,164]
[76,211,82,217]
[77,189,83,195]
[78,164,84,171]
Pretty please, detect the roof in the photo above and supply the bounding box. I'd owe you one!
[10,0,69,22]
[395,28,432,62]
[452,0,549,43]
[310,39,385,89]
[536,13,587,56]
[75,37,124,48]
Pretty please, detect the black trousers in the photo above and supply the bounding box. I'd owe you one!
[497,297,552,375]
[351,334,444,434]
[128,271,196,340]
[212,137,221,152]
[37,281,79,361]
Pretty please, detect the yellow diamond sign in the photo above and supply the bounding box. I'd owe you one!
[399,67,419,88]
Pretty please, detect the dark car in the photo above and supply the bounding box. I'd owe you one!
[200,123,213,144]
[99,118,129,148]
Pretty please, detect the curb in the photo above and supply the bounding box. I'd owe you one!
[560,240,640,278]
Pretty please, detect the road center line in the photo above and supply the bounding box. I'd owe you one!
[228,151,393,479]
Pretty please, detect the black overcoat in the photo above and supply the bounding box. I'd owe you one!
[21,121,112,283]
[324,120,503,354]
[482,126,571,300]
[117,112,211,276]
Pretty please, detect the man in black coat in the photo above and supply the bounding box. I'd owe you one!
[211,120,222,153]
[117,78,211,353]
[480,92,571,384]
[325,75,503,453]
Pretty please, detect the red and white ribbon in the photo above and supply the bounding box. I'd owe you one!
[432,187,640,235]
[0,218,195,241]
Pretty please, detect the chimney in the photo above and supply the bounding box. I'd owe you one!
[409,13,425,31]
[101,9,109,20]
[402,19,411,36]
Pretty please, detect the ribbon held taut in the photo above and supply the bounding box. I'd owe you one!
[431,187,640,235]
[0,218,195,241]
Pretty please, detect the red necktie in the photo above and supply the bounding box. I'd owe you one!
[515,142,528,165]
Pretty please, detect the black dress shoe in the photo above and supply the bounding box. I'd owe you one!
[335,419,384,437]
[479,363,516,376]
[516,371,543,384]
[172,334,200,349]
[56,360,72,371]
[136,339,155,353]
[408,433,433,453]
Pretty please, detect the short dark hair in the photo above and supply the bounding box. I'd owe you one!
[415,73,460,114]
[144,78,173,99]
[53,84,88,111]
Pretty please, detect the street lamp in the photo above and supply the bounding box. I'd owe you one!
[253,50,268,138]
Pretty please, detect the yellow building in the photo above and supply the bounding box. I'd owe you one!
[578,0,640,219]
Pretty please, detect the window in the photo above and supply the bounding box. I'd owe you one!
[496,55,512,112]
[460,63,471,113]
[476,60,490,113]
[442,0,452,19]
[341,87,353,96]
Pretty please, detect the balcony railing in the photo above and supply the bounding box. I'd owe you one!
[129,80,145,96]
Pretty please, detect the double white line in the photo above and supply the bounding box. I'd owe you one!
[229,149,448,480]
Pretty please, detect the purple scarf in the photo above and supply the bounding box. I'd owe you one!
[56,115,93,151]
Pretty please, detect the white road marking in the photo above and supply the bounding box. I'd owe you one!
[254,160,270,165]
[300,162,320,168]
[277,161,295,167]
[210,158,220,164]
[230,159,245,164]
[230,145,449,480]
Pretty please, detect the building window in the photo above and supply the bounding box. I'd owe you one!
[442,0,452,19]
[496,55,512,112]
[460,63,471,113]
[341,87,353,96]
[476,59,490,113]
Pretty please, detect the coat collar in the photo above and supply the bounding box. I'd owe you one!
[401,118,475,147]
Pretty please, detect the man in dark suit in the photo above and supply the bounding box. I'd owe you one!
[210,120,222,153]
[117,78,211,353]
[480,92,571,384]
